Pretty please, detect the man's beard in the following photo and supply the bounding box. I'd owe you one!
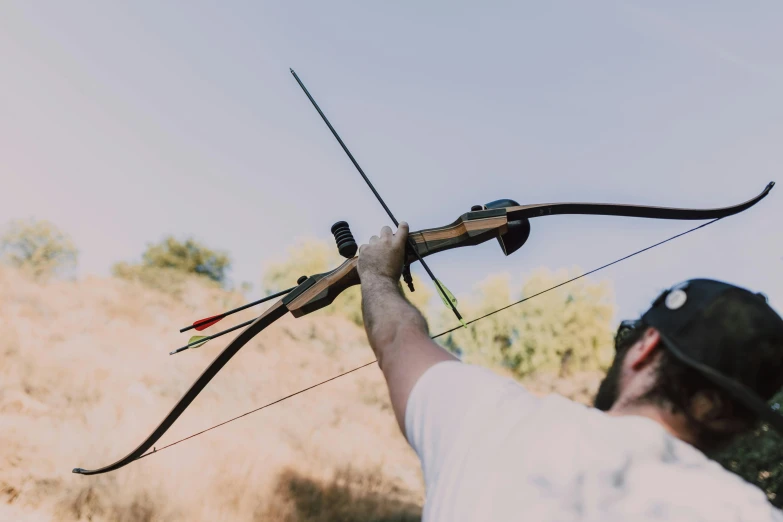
[593,349,628,411]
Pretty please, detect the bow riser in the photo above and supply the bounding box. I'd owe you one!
[287,216,512,317]
[286,258,360,318]
[406,211,509,261]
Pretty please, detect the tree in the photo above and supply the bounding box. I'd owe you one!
[113,236,231,294]
[140,236,230,284]
[437,268,616,378]
[0,219,78,280]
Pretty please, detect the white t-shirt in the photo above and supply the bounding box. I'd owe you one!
[405,361,782,522]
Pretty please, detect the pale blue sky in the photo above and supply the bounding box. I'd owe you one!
[2,1,781,324]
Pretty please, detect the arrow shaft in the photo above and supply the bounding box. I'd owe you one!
[290,68,463,322]
[180,286,295,333]
[171,318,256,355]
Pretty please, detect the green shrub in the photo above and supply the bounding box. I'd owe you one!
[714,388,783,507]
[0,219,78,280]
[438,269,615,378]
[113,236,230,294]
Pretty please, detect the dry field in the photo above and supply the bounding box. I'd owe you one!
[0,267,602,521]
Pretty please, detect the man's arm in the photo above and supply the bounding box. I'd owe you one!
[357,223,459,433]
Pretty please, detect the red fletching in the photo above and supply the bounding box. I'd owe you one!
[192,315,223,331]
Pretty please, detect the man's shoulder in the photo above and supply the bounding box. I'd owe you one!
[578,412,780,520]
[408,363,782,521]
[412,361,532,400]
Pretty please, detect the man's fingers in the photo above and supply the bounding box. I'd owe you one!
[360,224,408,260]
[380,226,393,239]
[394,222,409,246]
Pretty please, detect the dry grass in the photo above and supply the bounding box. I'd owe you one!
[0,266,423,521]
[0,266,605,521]
[258,467,422,521]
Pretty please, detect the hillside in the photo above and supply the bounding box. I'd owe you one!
[0,265,625,520]
[0,267,431,521]
[3,264,779,520]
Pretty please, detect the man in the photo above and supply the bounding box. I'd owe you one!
[358,223,783,521]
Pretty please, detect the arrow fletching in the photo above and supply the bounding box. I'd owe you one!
[171,318,256,355]
[169,336,210,355]
[434,279,467,328]
[187,335,210,348]
[435,279,458,307]
[192,315,223,331]
[179,286,296,333]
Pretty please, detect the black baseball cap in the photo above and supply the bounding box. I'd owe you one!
[640,279,783,434]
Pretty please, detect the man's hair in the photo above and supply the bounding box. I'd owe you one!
[615,317,783,453]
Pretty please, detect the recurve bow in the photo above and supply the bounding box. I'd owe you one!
[73,182,774,475]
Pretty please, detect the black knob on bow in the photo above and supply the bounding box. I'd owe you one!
[331,221,358,259]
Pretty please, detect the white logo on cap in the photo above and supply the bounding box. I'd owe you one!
[665,289,688,310]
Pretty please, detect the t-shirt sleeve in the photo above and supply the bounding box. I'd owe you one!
[404,360,537,486]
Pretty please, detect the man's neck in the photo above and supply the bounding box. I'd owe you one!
[607,402,700,448]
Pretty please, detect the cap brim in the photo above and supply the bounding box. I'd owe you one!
[658,330,783,434]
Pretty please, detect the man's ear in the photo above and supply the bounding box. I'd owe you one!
[690,390,749,433]
[628,328,662,371]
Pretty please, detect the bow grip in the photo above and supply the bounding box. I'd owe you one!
[284,258,360,318]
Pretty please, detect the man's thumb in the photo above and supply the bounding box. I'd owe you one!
[396,222,409,243]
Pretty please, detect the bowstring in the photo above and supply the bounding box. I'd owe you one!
[431,218,720,339]
[137,217,721,461]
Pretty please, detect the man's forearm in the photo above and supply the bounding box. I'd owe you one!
[356,224,459,432]
[361,274,429,364]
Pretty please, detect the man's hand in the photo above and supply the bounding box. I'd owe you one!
[357,222,409,283]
